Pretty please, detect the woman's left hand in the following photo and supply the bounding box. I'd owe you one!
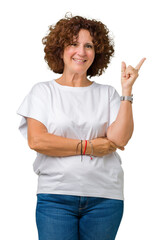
[121,58,146,95]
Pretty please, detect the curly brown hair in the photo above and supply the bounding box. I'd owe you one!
[42,14,115,78]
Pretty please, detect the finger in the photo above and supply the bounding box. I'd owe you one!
[111,147,117,151]
[110,141,125,151]
[125,66,138,77]
[110,148,117,153]
[117,146,124,150]
[110,142,118,148]
[110,143,123,151]
[109,146,117,151]
[135,58,146,71]
[118,147,125,151]
[121,61,126,77]
[115,146,124,151]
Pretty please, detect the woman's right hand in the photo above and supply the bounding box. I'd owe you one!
[90,137,124,157]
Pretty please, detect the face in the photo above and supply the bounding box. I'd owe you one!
[62,29,95,75]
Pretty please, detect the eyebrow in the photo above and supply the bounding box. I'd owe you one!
[73,41,94,45]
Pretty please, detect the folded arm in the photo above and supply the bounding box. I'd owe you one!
[27,117,86,157]
[27,118,123,157]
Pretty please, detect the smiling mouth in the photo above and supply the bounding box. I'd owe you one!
[72,58,87,63]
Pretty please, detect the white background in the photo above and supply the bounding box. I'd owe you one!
[0,0,162,239]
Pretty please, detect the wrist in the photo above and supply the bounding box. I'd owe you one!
[82,140,91,155]
[122,88,132,96]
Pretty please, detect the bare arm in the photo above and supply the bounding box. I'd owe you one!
[27,118,87,156]
[107,58,146,147]
[27,118,123,157]
[107,95,134,147]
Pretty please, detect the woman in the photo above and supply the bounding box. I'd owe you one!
[17,14,146,240]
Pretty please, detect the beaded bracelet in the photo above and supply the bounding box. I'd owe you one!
[81,140,83,162]
[76,140,93,161]
[76,140,82,161]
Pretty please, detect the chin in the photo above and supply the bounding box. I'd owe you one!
[71,67,89,75]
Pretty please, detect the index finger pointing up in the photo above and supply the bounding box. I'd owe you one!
[135,58,146,71]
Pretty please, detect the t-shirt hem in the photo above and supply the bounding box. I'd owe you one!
[36,190,124,201]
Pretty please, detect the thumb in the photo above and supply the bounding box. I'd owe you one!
[121,61,126,78]
[118,146,125,151]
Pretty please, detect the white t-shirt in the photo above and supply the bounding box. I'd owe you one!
[17,79,124,200]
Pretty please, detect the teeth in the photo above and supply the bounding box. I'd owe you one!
[73,58,86,62]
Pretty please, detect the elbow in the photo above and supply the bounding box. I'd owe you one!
[116,138,130,148]
[107,128,134,148]
[28,136,40,151]
[107,137,128,148]
[107,136,131,148]
[115,129,134,147]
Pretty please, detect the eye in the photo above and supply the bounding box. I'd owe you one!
[70,42,77,47]
[86,44,93,49]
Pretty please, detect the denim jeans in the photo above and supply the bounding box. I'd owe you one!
[36,194,124,240]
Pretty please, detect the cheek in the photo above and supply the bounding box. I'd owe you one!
[64,47,75,57]
[89,51,95,62]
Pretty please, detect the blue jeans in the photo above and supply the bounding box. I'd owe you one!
[36,194,124,240]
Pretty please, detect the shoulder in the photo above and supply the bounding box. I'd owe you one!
[108,85,119,98]
[94,82,119,97]
[29,80,52,97]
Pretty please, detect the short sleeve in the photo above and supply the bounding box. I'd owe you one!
[17,82,49,139]
[108,86,121,126]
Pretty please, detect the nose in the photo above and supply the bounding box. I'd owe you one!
[77,45,86,56]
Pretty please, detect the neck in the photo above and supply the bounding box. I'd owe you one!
[57,70,91,87]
